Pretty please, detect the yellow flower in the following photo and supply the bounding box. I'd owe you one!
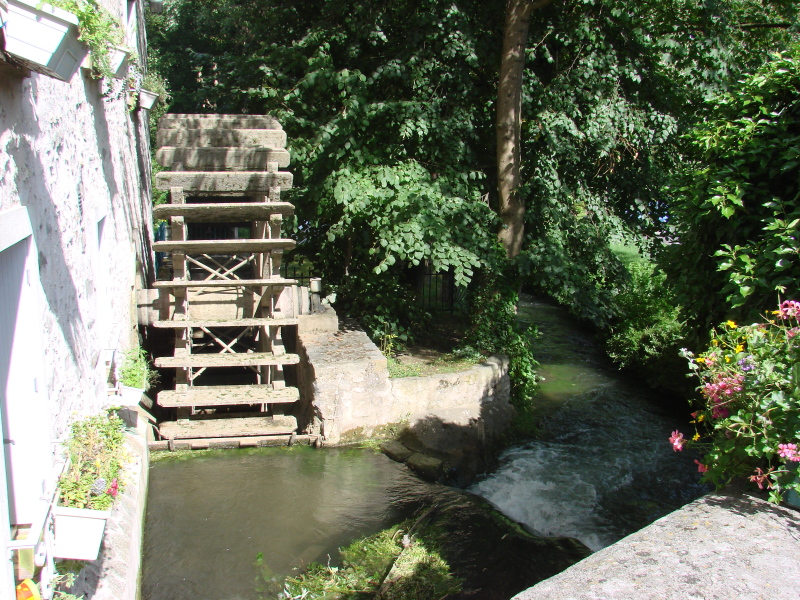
[726,320,737,328]
[735,344,744,353]
[712,339,719,346]
[697,414,704,422]
[696,357,706,364]
[725,356,731,363]
[693,433,701,441]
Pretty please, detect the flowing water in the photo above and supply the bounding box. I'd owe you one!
[469,297,707,551]
[141,298,705,599]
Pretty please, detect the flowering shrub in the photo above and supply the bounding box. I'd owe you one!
[59,413,126,510]
[675,300,800,503]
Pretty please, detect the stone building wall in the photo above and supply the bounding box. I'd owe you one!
[0,1,154,595]
[0,0,153,440]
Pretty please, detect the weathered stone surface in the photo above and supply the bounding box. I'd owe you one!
[153,201,294,222]
[156,128,287,148]
[296,315,512,444]
[380,440,414,463]
[156,146,291,171]
[158,114,283,130]
[405,452,443,481]
[155,170,293,193]
[513,487,800,600]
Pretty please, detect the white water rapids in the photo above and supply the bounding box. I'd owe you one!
[469,299,706,551]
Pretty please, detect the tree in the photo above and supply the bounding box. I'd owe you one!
[497,0,553,260]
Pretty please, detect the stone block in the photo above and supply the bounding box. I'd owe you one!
[380,440,414,463]
[405,452,443,481]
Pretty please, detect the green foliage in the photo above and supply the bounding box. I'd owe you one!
[58,413,126,510]
[605,262,686,376]
[678,301,800,503]
[662,47,800,331]
[47,0,125,79]
[466,271,539,434]
[118,346,158,390]
[146,0,799,398]
[519,0,797,327]
[274,519,460,600]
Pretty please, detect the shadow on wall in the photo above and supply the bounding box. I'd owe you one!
[9,75,88,371]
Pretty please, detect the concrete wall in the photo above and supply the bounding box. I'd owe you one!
[0,1,153,596]
[296,308,512,445]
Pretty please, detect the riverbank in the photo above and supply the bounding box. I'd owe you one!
[513,483,800,600]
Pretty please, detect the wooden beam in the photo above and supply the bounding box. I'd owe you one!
[153,202,295,222]
[153,278,296,288]
[154,318,298,328]
[159,415,297,439]
[155,352,300,368]
[153,239,296,253]
[155,171,293,193]
[158,114,283,130]
[157,386,299,407]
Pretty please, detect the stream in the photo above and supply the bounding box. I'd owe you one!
[140,298,706,599]
[469,297,707,551]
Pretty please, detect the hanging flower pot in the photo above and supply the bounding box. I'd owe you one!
[81,44,129,79]
[52,505,111,560]
[4,0,88,82]
[137,88,158,110]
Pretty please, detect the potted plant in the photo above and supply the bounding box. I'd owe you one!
[46,0,126,80]
[137,71,169,110]
[117,346,157,404]
[4,0,88,82]
[53,413,126,560]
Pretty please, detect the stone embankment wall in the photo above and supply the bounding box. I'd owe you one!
[512,486,800,600]
[295,307,513,447]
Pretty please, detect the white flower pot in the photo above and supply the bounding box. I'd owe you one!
[120,385,145,405]
[138,88,159,110]
[81,45,130,79]
[4,0,88,82]
[52,505,111,560]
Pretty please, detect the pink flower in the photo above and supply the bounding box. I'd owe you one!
[106,478,119,497]
[778,443,800,462]
[777,300,800,320]
[694,460,708,473]
[669,430,685,452]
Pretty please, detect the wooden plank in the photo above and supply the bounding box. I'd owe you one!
[148,434,318,451]
[153,239,296,253]
[155,352,300,368]
[153,278,296,289]
[156,128,287,149]
[159,415,297,439]
[154,317,298,328]
[157,385,299,407]
[155,171,292,193]
[156,147,290,171]
[153,202,294,222]
[158,114,283,130]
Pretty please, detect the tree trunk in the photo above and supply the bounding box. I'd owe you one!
[496,0,553,259]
